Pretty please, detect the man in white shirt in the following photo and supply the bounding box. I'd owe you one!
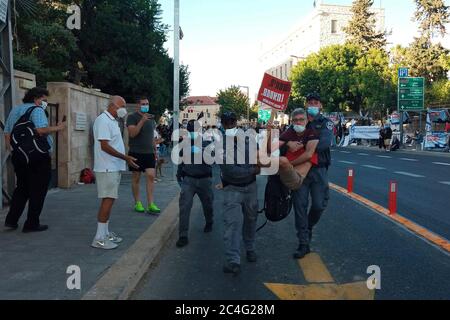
[92,96,139,250]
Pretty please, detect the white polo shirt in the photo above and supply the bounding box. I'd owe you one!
[93,111,126,172]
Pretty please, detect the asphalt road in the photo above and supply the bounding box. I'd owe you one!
[132,167,450,300]
[329,147,450,241]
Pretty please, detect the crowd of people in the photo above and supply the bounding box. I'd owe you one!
[3,87,334,276]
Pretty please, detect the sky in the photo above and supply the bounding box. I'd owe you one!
[158,0,450,100]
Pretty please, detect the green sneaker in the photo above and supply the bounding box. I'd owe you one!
[134,201,145,213]
[148,203,161,214]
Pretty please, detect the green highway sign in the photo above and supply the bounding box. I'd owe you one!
[398,77,425,111]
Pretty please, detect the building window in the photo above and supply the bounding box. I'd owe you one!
[331,20,338,34]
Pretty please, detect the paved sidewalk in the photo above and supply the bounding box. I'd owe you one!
[0,162,178,300]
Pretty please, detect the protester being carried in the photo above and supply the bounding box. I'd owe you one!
[266,108,319,191]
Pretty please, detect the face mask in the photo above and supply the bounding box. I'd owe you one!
[307,106,320,117]
[225,128,238,137]
[117,108,128,119]
[191,146,202,154]
[293,125,306,133]
[140,105,149,113]
[41,101,48,110]
[190,132,199,140]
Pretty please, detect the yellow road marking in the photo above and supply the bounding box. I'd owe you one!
[265,282,374,300]
[298,253,334,283]
[329,183,450,253]
[265,253,375,300]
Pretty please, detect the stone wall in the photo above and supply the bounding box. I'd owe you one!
[47,82,111,188]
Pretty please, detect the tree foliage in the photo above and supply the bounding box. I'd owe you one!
[216,86,251,120]
[13,0,190,117]
[343,0,386,51]
[290,44,395,116]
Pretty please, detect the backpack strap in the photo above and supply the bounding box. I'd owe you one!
[14,106,40,128]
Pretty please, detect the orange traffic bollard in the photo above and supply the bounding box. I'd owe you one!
[347,169,354,193]
[389,181,398,215]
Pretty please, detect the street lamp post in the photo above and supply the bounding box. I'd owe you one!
[173,0,180,181]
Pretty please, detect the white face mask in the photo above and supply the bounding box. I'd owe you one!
[225,128,238,137]
[117,108,128,119]
[293,125,306,133]
[41,101,48,110]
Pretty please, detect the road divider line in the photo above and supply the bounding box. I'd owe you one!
[439,181,450,186]
[394,171,425,178]
[329,183,450,253]
[362,165,386,170]
[339,161,357,165]
[376,155,392,159]
[400,158,418,162]
[357,153,369,156]
[433,162,450,166]
[339,151,351,154]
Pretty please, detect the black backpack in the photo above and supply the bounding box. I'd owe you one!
[10,106,51,164]
[257,175,293,232]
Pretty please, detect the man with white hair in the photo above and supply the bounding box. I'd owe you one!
[91,96,139,250]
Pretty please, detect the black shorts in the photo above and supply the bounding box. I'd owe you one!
[129,152,156,172]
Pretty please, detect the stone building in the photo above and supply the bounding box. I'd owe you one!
[180,96,220,127]
[260,1,385,81]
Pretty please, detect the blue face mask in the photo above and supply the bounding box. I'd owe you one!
[140,105,149,113]
[191,146,202,154]
[307,106,320,117]
[190,132,199,140]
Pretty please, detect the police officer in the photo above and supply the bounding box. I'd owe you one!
[290,93,333,259]
[219,112,260,275]
[176,118,214,248]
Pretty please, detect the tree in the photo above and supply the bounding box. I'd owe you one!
[13,0,190,117]
[216,86,250,120]
[406,0,450,83]
[290,44,396,115]
[343,0,386,51]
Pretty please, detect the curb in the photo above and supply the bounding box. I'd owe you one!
[82,194,180,300]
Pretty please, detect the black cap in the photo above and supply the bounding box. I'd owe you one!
[306,92,321,102]
[221,111,237,123]
[186,120,197,132]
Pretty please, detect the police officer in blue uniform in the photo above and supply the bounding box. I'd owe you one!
[219,112,260,275]
[176,118,214,248]
[291,93,333,259]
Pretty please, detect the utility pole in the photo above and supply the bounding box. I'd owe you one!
[0,0,16,208]
[173,0,180,181]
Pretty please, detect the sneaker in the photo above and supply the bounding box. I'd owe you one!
[148,203,161,214]
[203,222,213,233]
[176,237,189,248]
[246,251,258,263]
[223,262,241,275]
[108,232,123,244]
[91,238,118,250]
[293,245,311,260]
[134,201,145,213]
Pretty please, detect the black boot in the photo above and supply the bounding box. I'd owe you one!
[293,245,311,259]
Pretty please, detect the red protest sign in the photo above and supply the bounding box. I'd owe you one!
[257,73,292,111]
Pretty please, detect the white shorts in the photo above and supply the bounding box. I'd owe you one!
[96,171,121,199]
